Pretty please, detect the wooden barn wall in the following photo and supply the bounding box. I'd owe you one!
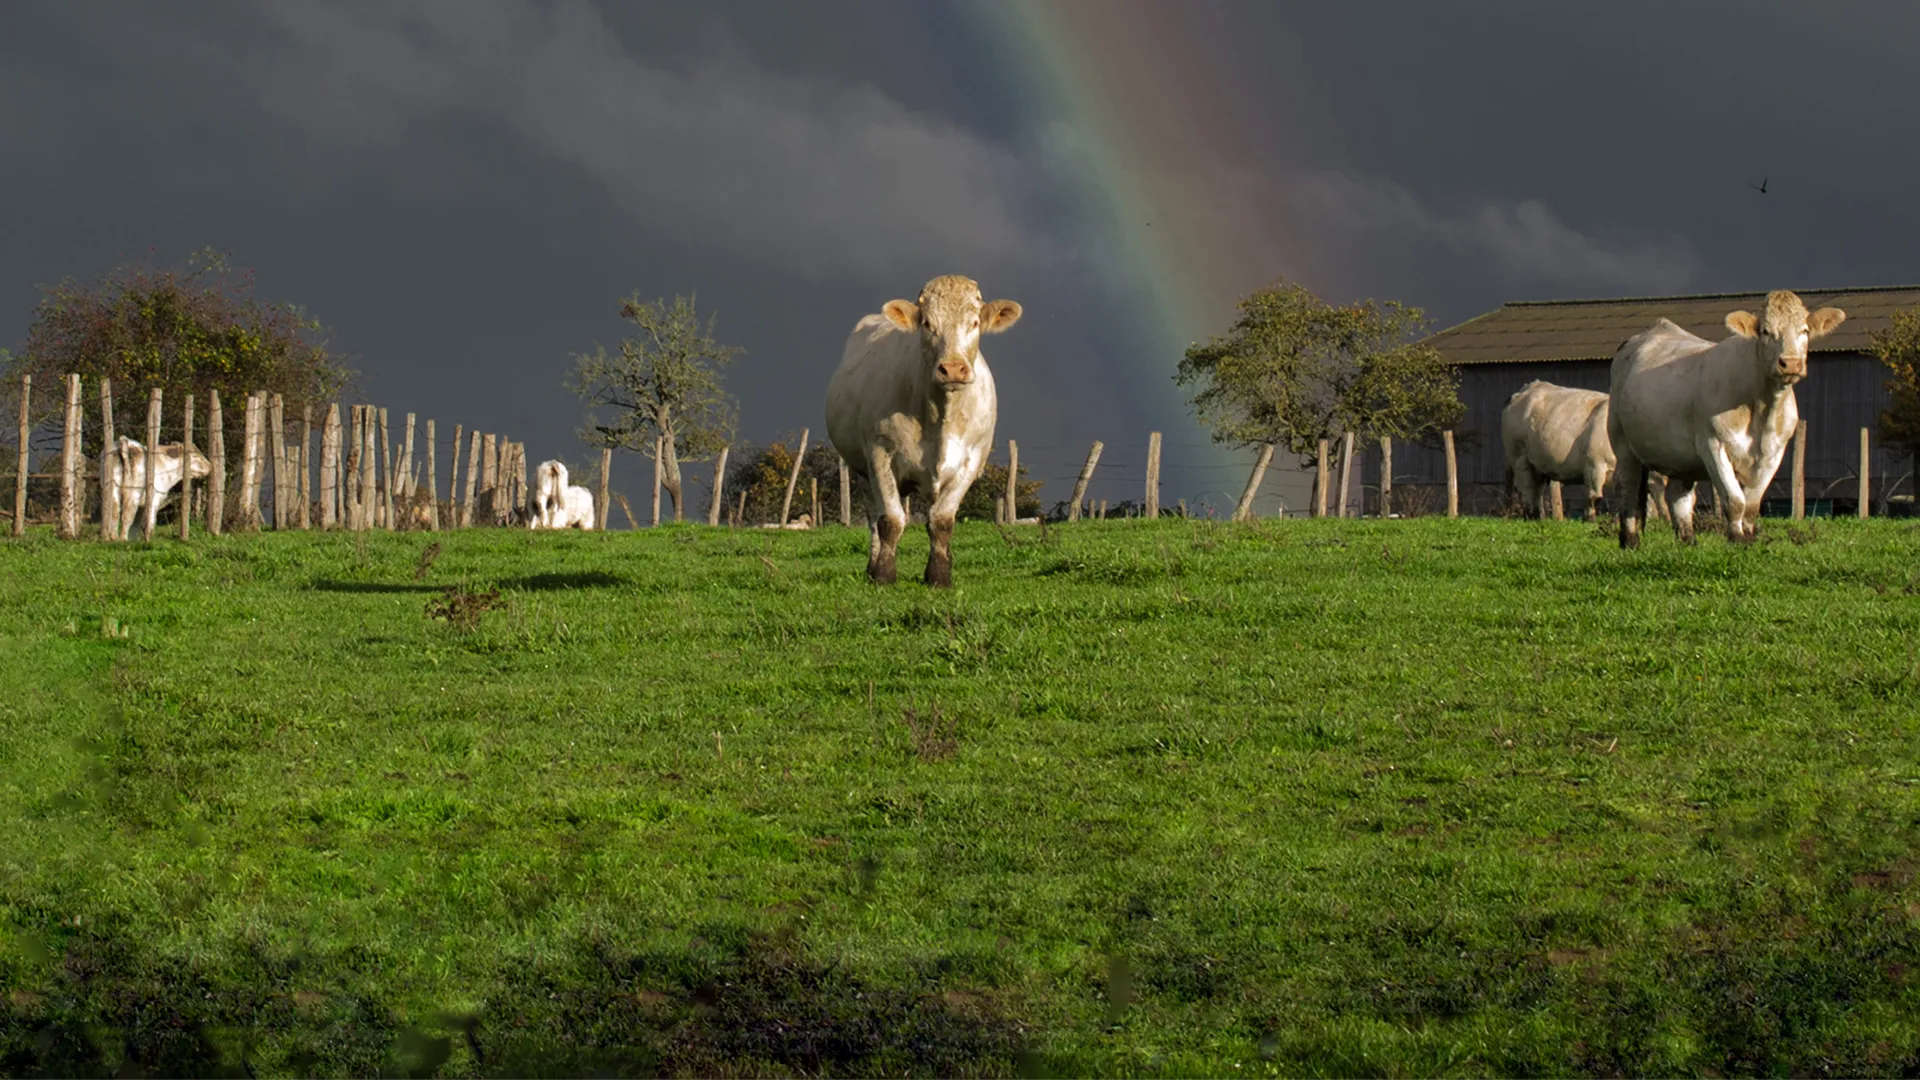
[1364,351,1914,516]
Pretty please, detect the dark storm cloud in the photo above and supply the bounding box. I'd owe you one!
[3,0,1917,516]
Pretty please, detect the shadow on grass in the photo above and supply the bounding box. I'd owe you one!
[309,572,629,595]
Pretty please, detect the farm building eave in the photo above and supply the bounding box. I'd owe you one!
[1424,284,1920,366]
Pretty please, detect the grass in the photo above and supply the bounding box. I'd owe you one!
[2,515,1920,1076]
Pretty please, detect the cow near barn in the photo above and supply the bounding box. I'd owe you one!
[1610,290,1845,547]
[106,436,212,540]
[1501,381,1617,520]
[826,275,1022,586]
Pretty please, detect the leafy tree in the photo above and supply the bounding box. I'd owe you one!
[1874,307,1920,456]
[1174,279,1463,464]
[570,293,740,521]
[4,249,351,455]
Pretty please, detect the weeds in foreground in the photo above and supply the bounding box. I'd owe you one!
[424,584,500,631]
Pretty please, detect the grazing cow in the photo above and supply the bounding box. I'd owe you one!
[533,460,569,528]
[825,274,1022,586]
[1502,381,1617,520]
[1610,290,1844,547]
[107,437,212,540]
[528,482,596,530]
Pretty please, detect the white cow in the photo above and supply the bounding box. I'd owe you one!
[107,437,212,540]
[527,473,597,530]
[825,275,1022,586]
[533,460,570,528]
[1610,290,1845,547]
[1502,381,1616,520]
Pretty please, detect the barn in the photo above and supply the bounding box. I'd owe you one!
[1371,286,1920,517]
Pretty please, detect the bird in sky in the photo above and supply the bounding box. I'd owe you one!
[1749,176,1769,194]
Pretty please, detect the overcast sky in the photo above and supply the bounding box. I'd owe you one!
[4,0,1917,517]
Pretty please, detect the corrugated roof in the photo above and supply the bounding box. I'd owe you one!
[1425,285,1920,366]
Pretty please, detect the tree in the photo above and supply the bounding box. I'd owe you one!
[4,249,351,454]
[570,293,740,521]
[1174,279,1464,464]
[1874,307,1920,457]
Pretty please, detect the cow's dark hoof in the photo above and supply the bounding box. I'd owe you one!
[868,561,898,585]
[923,561,952,588]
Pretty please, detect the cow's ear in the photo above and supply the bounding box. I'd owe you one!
[1808,307,1847,337]
[882,300,919,331]
[1725,310,1758,338]
[982,299,1023,333]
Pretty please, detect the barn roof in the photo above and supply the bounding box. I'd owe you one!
[1425,285,1920,365]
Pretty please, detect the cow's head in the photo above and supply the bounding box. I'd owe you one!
[1724,291,1846,385]
[185,445,214,478]
[882,275,1022,388]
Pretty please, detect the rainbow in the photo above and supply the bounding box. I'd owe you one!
[953,1,1296,497]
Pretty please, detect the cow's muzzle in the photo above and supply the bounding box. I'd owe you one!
[934,356,973,385]
[1775,357,1807,383]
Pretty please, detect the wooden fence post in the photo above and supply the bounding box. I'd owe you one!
[1335,431,1356,519]
[319,404,340,529]
[358,407,376,531]
[1860,426,1871,519]
[1549,480,1565,521]
[1234,443,1275,522]
[810,475,820,527]
[1005,439,1019,519]
[140,387,162,540]
[207,391,224,535]
[839,457,852,527]
[1144,431,1161,519]
[179,394,195,541]
[424,419,439,531]
[1068,440,1103,522]
[994,495,1005,526]
[734,488,747,528]
[477,433,495,526]
[1790,419,1806,520]
[98,378,117,540]
[268,394,287,529]
[515,442,529,523]
[651,435,663,526]
[597,446,611,531]
[459,430,479,528]
[779,428,809,527]
[1443,430,1459,519]
[56,374,82,539]
[708,445,729,527]
[1379,436,1393,518]
[1315,438,1330,518]
[13,375,28,537]
[299,404,312,529]
[342,406,360,530]
[1099,499,1107,520]
[398,413,416,508]
[377,408,394,529]
[237,394,260,530]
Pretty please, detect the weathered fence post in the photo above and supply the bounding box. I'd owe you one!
[477,433,496,526]
[358,407,377,531]
[1860,426,1871,519]
[1790,419,1806,520]
[377,408,394,529]
[57,374,83,539]
[237,394,260,530]
[779,428,809,527]
[1144,431,1161,519]
[12,375,28,537]
[1443,430,1459,519]
[98,379,117,540]
[179,394,195,541]
[319,405,340,529]
[1549,480,1565,521]
[424,419,439,531]
[839,457,852,527]
[267,394,287,529]
[810,475,821,527]
[597,446,611,531]
[1335,431,1356,519]
[1234,442,1274,522]
[994,495,1005,526]
[1068,440,1103,522]
[139,387,162,540]
[298,404,312,529]
[1379,436,1393,518]
[398,413,416,509]
[1005,440,1019,520]
[1315,438,1330,518]
[1098,499,1107,520]
[207,391,225,535]
[461,430,481,528]
[734,488,747,528]
[708,445,729,527]
[515,443,529,523]
[651,435,663,526]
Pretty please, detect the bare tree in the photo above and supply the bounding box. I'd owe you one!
[569,293,740,521]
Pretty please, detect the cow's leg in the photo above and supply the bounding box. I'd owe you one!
[1617,453,1647,549]
[1586,463,1610,521]
[864,456,904,585]
[922,481,970,589]
[1699,441,1751,543]
[1667,482,1698,544]
[1513,463,1543,520]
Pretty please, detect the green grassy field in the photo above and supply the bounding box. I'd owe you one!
[3,515,1920,1077]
